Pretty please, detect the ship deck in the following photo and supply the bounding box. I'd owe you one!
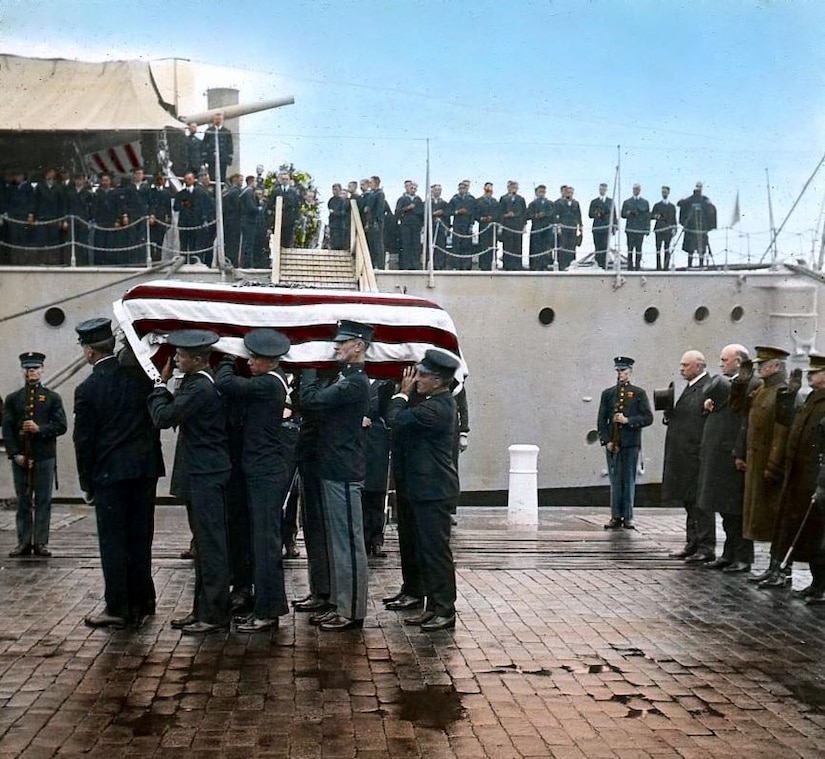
[1,504,824,758]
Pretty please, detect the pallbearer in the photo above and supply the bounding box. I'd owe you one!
[215,328,293,632]
[597,357,653,530]
[74,318,163,628]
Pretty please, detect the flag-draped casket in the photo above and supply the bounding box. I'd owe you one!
[113,281,467,382]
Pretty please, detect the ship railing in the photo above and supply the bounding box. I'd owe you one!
[349,199,378,292]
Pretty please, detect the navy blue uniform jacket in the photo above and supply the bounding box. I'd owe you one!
[597,382,653,448]
[387,390,459,502]
[300,365,370,482]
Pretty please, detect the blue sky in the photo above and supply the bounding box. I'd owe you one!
[3,0,825,262]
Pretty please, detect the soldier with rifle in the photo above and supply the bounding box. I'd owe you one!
[3,351,67,557]
[597,357,653,530]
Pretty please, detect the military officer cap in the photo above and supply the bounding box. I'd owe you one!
[613,356,635,369]
[752,346,789,363]
[76,317,113,345]
[416,349,461,379]
[244,328,290,358]
[653,381,674,413]
[807,353,825,373]
[167,329,219,353]
[19,351,45,369]
[333,320,374,344]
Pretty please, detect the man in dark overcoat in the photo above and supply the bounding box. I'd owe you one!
[201,112,233,185]
[651,186,677,270]
[620,183,650,271]
[476,182,500,271]
[499,180,526,271]
[697,344,752,572]
[678,181,717,268]
[661,350,713,561]
[449,180,475,271]
[327,183,350,251]
[174,171,210,262]
[147,330,231,635]
[386,350,461,631]
[554,185,582,271]
[214,329,293,632]
[74,318,163,629]
[268,170,301,249]
[395,181,424,270]
[588,183,615,270]
[526,185,555,271]
[597,356,653,530]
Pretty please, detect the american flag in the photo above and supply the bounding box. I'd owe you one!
[85,141,143,176]
[113,280,468,383]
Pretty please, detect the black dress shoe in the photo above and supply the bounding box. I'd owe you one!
[403,610,435,626]
[33,544,51,557]
[793,584,821,598]
[622,519,636,530]
[685,552,715,564]
[705,558,732,570]
[170,613,198,629]
[603,517,622,530]
[309,609,338,626]
[294,597,332,613]
[759,570,792,588]
[722,562,751,573]
[84,612,127,629]
[420,614,456,631]
[8,544,32,558]
[180,621,227,635]
[291,593,313,606]
[370,547,387,558]
[669,548,695,559]
[382,590,405,604]
[749,563,778,583]
[236,616,279,633]
[385,594,423,611]
[804,591,825,605]
[319,615,364,631]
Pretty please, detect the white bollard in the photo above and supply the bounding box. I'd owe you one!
[507,444,539,527]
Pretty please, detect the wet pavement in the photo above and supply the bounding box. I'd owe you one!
[1,503,824,758]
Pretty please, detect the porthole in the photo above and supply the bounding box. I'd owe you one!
[694,306,709,322]
[730,305,744,323]
[44,307,66,327]
[538,307,555,325]
[586,429,599,445]
[643,306,659,324]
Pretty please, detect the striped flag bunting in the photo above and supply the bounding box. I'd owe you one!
[113,280,468,383]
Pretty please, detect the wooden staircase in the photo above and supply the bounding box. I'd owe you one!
[277,247,358,290]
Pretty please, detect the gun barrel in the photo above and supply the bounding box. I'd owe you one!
[180,96,295,125]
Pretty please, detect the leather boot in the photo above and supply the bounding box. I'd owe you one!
[748,559,779,583]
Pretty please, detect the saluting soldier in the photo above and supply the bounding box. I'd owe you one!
[73,318,164,629]
[214,329,293,633]
[386,349,462,631]
[3,351,67,557]
[597,357,653,530]
[147,330,231,635]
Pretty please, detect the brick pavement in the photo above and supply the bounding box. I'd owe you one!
[0,504,824,758]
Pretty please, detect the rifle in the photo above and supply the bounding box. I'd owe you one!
[609,381,626,452]
[23,383,35,499]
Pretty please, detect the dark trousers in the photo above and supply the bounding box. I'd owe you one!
[451,231,472,271]
[410,497,457,617]
[226,465,252,593]
[366,223,384,269]
[362,490,386,550]
[329,225,349,251]
[394,489,423,598]
[399,224,422,270]
[719,513,754,564]
[432,227,448,270]
[12,457,54,547]
[684,499,715,556]
[593,228,609,269]
[558,230,577,270]
[148,221,167,262]
[529,227,552,270]
[320,479,368,620]
[626,232,644,270]
[179,227,201,259]
[94,477,156,620]
[655,231,672,270]
[299,462,330,599]
[224,222,241,264]
[605,446,639,522]
[246,471,290,618]
[501,228,523,270]
[188,472,231,625]
[478,228,496,271]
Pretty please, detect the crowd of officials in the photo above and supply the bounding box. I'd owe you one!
[4,318,468,634]
[597,346,825,605]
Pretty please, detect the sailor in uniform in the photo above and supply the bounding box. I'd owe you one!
[147,330,231,635]
[597,357,653,529]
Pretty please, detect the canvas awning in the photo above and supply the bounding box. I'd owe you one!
[0,54,181,131]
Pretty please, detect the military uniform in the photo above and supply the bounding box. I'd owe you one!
[73,319,163,627]
[201,124,233,184]
[268,182,301,249]
[499,190,526,271]
[620,193,650,270]
[597,357,653,527]
[651,196,677,270]
[588,192,615,269]
[214,329,293,630]
[173,184,210,261]
[430,194,451,270]
[526,194,555,271]
[147,330,231,631]
[554,196,582,271]
[3,352,67,556]
[327,193,350,251]
[449,189,475,271]
[395,192,424,270]
[678,187,717,267]
[475,191,500,271]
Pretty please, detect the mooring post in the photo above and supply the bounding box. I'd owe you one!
[507,444,539,527]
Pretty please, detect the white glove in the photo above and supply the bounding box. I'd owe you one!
[459,432,469,453]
